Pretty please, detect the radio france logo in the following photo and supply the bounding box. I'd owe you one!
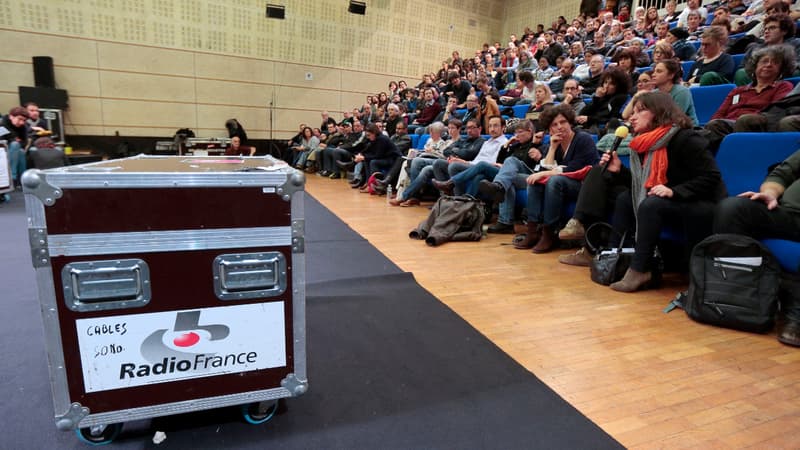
[140,310,230,363]
[119,310,260,380]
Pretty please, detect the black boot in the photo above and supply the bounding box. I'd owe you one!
[478,180,506,204]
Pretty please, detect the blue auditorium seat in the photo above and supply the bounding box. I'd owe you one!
[669,20,678,29]
[512,104,530,118]
[410,134,420,149]
[690,84,735,126]
[785,76,800,86]
[731,53,745,68]
[681,60,694,81]
[455,108,467,117]
[716,132,800,273]
[417,134,429,149]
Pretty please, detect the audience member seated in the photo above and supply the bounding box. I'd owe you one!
[500,71,538,107]
[560,78,588,115]
[685,10,706,39]
[576,67,631,134]
[713,149,800,346]
[734,81,800,132]
[602,92,725,292]
[24,102,49,141]
[0,106,30,187]
[430,115,508,194]
[372,121,426,195]
[476,78,501,131]
[25,137,68,170]
[290,127,320,170]
[686,27,735,85]
[613,49,641,91]
[433,119,537,202]
[579,54,607,96]
[327,121,367,177]
[390,118,456,206]
[652,59,700,125]
[704,46,795,152]
[549,58,577,96]
[667,27,697,61]
[532,56,555,82]
[512,104,599,253]
[407,88,442,135]
[734,14,800,85]
[224,136,255,156]
[317,122,347,178]
[478,120,545,234]
[676,0,708,28]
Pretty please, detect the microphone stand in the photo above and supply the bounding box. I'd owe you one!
[268,90,279,158]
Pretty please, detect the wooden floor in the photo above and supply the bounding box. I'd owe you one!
[305,174,800,449]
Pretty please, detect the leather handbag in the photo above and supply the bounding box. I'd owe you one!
[589,233,632,286]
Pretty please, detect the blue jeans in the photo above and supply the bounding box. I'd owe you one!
[451,161,499,196]
[409,157,436,181]
[8,141,24,182]
[527,176,582,227]
[494,157,533,225]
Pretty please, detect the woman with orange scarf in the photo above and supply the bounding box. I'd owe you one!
[602,91,726,292]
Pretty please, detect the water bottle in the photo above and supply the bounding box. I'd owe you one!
[386,184,392,204]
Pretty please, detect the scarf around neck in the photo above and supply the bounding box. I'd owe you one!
[628,125,679,213]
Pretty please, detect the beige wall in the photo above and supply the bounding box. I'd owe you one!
[0,0,512,139]
[500,0,581,45]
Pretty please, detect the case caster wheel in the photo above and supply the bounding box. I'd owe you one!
[75,423,122,445]
[241,399,279,425]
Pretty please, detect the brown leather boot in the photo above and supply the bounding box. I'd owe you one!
[513,222,541,249]
[610,268,652,292]
[532,225,557,253]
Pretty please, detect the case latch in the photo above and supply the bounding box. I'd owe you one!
[213,252,287,300]
[62,259,151,312]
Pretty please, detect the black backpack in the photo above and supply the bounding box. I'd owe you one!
[666,234,781,333]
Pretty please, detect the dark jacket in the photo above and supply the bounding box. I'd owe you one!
[443,136,486,160]
[390,133,412,156]
[580,93,628,128]
[614,128,726,201]
[542,130,600,173]
[363,133,401,160]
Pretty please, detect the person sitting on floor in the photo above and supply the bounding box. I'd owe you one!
[352,123,401,191]
[713,148,800,347]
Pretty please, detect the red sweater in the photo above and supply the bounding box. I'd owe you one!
[416,101,442,126]
[711,81,793,121]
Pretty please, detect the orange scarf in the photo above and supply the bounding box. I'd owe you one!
[629,125,671,189]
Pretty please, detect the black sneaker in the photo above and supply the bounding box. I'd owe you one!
[329,172,341,179]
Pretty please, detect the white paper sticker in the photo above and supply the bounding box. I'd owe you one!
[76,303,286,393]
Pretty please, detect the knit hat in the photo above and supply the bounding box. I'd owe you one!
[668,27,689,40]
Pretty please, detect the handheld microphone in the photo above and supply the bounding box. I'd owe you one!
[601,125,630,173]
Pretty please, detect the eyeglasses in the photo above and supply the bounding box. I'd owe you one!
[764,25,780,31]
[466,125,479,129]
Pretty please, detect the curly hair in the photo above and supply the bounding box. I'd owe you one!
[539,103,576,131]
[745,45,796,80]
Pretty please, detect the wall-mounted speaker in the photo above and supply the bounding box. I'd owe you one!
[266,4,285,19]
[348,0,366,15]
[32,56,56,88]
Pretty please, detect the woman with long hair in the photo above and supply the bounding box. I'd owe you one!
[602,91,725,292]
[651,59,699,125]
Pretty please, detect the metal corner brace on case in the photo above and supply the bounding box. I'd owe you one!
[22,169,63,206]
